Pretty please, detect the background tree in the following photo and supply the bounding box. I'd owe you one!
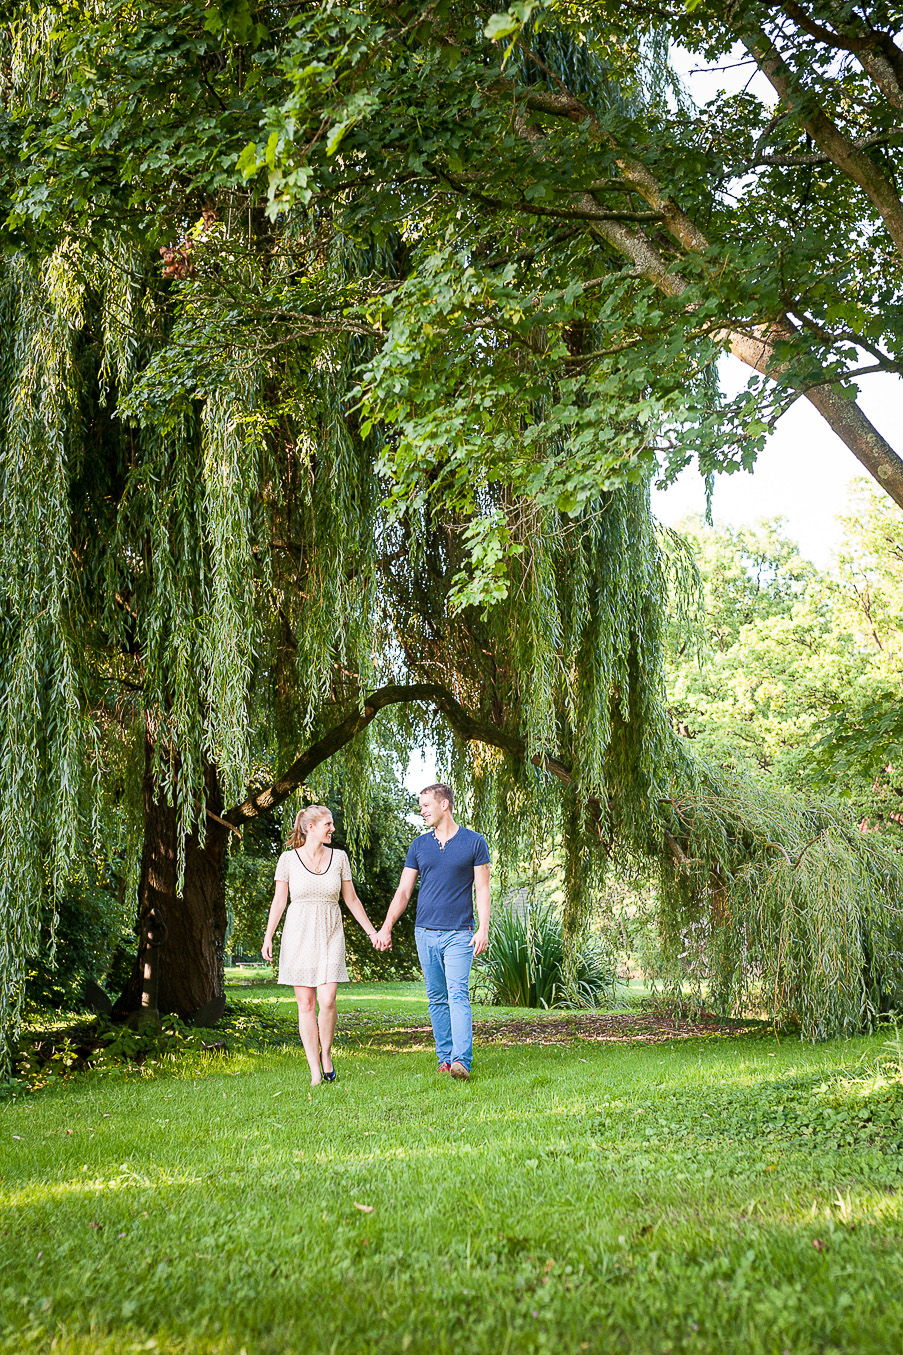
[3,1,903,1055]
[664,493,903,846]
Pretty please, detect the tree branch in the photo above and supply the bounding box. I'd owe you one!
[434,165,663,224]
[224,684,442,825]
[511,101,903,511]
[857,48,903,111]
[222,681,574,828]
[775,0,903,108]
[736,129,902,171]
[742,32,903,259]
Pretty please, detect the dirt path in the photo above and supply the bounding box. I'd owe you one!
[340,1010,760,1051]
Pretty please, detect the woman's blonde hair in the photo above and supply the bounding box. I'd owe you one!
[288,804,332,849]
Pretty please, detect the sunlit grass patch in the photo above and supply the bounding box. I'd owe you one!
[2,999,903,1354]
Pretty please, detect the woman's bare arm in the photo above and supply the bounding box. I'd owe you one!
[261,881,289,961]
[340,877,379,944]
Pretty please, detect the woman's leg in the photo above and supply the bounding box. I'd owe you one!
[294,985,322,1084]
[317,982,339,1074]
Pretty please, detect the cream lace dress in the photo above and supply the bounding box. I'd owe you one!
[275,847,352,987]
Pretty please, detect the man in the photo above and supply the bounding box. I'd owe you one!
[376,783,490,1081]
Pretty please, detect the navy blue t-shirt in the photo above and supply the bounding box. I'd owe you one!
[405,827,491,930]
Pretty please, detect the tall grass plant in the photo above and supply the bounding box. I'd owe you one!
[476,904,614,1008]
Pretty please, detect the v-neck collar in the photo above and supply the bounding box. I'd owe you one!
[294,846,333,876]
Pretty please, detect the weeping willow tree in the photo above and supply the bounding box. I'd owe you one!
[377,477,903,1039]
[1,0,902,1064]
[0,229,390,1032]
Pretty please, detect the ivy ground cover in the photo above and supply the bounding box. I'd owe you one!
[2,984,903,1354]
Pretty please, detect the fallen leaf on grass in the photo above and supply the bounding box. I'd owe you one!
[354,1202,374,1213]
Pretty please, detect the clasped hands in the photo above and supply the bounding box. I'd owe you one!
[371,927,393,951]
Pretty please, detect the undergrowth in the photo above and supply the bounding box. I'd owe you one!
[6,1001,297,1095]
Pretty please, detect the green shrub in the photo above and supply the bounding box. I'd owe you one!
[22,855,135,1014]
[476,904,614,1008]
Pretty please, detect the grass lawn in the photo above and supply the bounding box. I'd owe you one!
[2,982,903,1355]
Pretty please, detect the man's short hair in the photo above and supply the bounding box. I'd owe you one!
[420,782,454,811]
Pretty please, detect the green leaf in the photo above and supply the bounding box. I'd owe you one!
[484,13,522,40]
[236,142,259,179]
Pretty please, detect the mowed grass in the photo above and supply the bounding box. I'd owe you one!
[2,983,903,1355]
[222,974,622,1023]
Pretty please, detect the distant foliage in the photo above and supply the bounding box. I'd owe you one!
[666,501,903,844]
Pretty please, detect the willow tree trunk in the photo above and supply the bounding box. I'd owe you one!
[113,724,230,1021]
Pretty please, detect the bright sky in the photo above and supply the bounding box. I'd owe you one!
[405,750,437,800]
[651,364,902,568]
[651,46,903,567]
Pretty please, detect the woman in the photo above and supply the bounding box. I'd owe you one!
[261,805,378,1085]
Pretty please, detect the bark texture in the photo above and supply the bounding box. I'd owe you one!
[113,723,229,1021]
[743,34,903,258]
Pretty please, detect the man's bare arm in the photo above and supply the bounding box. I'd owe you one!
[376,866,419,949]
[470,862,491,956]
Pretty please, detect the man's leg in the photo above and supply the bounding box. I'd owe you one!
[415,927,452,1067]
[443,930,475,1073]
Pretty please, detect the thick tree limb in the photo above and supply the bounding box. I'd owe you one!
[514,101,903,510]
[594,215,903,506]
[857,48,903,110]
[742,34,903,260]
[223,684,445,825]
[222,681,574,828]
[774,1,903,108]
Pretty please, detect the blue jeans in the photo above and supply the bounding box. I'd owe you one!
[415,927,474,1071]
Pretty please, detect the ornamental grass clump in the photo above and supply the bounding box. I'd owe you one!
[477,903,614,1009]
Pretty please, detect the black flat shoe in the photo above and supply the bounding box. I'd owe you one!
[323,1068,337,1082]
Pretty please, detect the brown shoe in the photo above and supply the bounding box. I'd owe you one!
[437,1062,452,1073]
[450,1061,470,1081]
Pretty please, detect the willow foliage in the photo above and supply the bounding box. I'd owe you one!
[1,0,902,1058]
[655,768,903,1039]
[0,222,392,1050]
[0,250,85,1047]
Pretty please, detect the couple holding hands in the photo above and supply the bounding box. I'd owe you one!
[261,784,491,1086]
